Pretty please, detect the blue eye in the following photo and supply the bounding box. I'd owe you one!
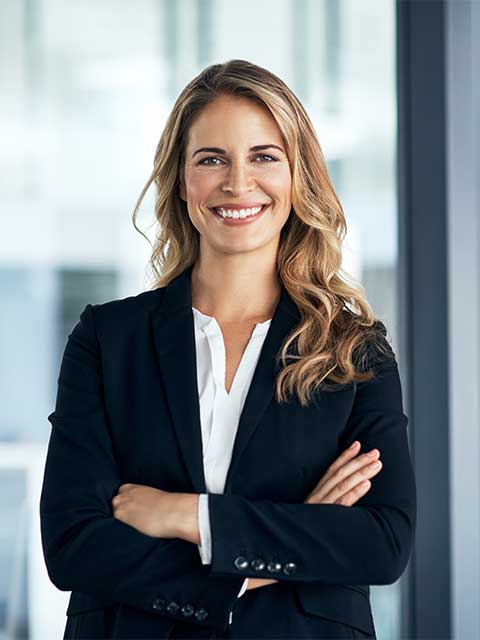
[198,154,278,166]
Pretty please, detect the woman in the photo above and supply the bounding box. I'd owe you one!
[40,59,416,639]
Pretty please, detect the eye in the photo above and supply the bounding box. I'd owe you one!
[254,154,277,162]
[198,156,223,166]
[197,154,278,166]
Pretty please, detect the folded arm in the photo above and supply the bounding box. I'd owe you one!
[205,351,417,586]
[39,304,246,632]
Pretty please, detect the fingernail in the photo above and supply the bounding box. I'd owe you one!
[350,441,359,450]
[368,449,379,457]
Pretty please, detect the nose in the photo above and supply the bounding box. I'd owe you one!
[221,163,255,194]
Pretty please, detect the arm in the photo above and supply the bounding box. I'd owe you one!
[205,344,417,586]
[39,304,246,632]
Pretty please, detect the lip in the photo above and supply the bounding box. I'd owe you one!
[209,203,270,226]
[210,202,269,209]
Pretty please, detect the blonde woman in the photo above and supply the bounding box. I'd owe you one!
[40,60,416,639]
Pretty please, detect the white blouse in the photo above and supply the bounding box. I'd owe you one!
[191,305,272,607]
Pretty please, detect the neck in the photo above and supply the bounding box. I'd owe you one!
[191,258,281,323]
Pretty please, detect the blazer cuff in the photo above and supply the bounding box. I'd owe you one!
[198,494,249,598]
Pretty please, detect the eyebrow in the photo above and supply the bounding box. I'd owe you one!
[191,144,285,158]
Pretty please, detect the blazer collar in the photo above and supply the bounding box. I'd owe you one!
[150,264,301,495]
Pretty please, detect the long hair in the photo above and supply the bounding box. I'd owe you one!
[131,59,396,407]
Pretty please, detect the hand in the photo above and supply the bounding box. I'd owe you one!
[246,577,278,591]
[246,441,382,592]
[305,441,382,505]
[112,483,181,539]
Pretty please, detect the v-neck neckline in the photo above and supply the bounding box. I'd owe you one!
[192,306,272,397]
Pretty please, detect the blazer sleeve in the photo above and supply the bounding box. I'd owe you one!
[206,328,417,586]
[197,494,249,596]
[39,303,246,632]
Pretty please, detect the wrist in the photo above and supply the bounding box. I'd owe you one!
[176,493,200,544]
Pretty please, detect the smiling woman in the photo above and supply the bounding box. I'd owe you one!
[178,93,292,251]
[40,59,416,640]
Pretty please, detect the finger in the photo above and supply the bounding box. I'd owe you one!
[306,447,380,501]
[118,483,136,493]
[322,459,382,504]
[307,442,362,497]
[336,480,371,507]
[306,457,382,504]
[326,441,361,477]
[321,449,380,495]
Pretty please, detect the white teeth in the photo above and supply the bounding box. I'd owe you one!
[213,205,265,219]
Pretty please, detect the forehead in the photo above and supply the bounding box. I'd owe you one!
[187,95,282,148]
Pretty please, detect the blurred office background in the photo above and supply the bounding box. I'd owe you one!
[0,0,478,639]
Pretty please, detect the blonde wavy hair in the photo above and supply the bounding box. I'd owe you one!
[132,59,396,407]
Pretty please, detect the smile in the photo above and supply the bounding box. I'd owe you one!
[209,204,270,225]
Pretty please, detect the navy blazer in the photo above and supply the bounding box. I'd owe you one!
[39,264,417,639]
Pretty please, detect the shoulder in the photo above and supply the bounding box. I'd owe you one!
[91,287,165,318]
[76,287,166,342]
[339,310,397,373]
[357,319,397,373]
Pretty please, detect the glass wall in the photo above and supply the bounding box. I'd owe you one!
[0,1,401,638]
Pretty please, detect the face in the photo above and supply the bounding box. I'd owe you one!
[179,94,292,259]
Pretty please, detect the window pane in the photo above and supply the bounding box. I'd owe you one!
[0,0,401,637]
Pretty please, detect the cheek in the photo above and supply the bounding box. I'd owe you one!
[263,168,291,198]
[185,169,218,200]
[183,173,212,226]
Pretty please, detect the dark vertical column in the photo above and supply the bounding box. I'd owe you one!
[396,1,451,638]
[446,0,480,638]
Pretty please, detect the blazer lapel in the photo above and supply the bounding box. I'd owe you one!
[150,264,301,496]
[150,265,207,494]
[222,287,300,494]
